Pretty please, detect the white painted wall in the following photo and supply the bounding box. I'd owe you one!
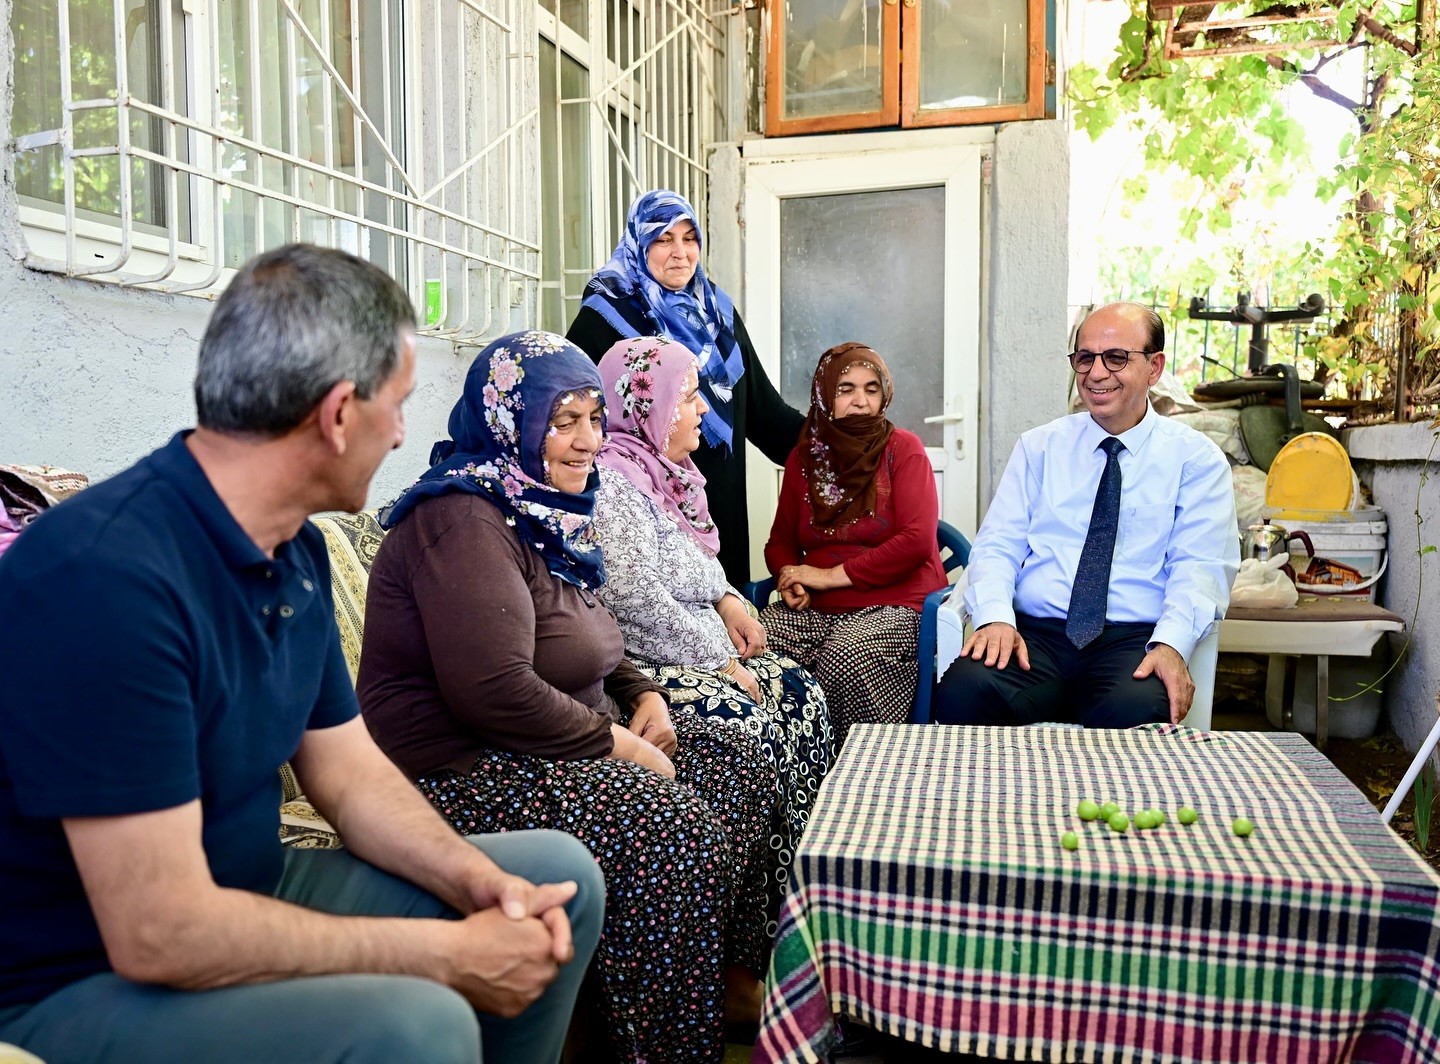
[986,119,1072,505]
[1347,422,1440,767]
[0,2,489,508]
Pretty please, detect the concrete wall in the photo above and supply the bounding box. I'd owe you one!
[0,0,479,508]
[0,256,475,509]
[1348,421,1440,765]
[985,119,1071,505]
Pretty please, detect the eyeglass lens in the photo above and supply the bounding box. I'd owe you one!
[1070,349,1141,371]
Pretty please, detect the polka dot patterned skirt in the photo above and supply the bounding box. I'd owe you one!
[633,651,833,938]
[759,604,922,747]
[416,712,777,1063]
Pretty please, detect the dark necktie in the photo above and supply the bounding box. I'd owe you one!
[1066,436,1125,649]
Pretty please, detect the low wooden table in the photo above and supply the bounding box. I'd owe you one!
[1220,597,1404,747]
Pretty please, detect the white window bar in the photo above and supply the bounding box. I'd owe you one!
[12,0,541,343]
[567,0,728,329]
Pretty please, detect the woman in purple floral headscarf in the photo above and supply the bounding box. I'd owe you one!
[591,335,834,943]
[359,331,779,1062]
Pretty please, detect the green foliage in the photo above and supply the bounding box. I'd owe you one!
[1415,761,1434,853]
[1069,1,1439,408]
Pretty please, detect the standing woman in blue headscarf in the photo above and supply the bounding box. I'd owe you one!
[567,190,805,588]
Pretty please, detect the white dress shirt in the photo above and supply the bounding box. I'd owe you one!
[963,404,1240,661]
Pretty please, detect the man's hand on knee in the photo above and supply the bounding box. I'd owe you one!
[961,623,1030,671]
[443,907,566,1018]
[1133,643,1194,724]
[478,874,577,964]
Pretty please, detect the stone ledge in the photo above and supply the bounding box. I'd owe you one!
[1345,421,1440,463]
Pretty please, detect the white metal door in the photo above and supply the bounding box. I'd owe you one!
[742,141,983,575]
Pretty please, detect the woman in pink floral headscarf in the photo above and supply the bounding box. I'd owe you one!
[591,335,834,948]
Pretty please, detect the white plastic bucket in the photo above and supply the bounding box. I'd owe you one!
[1262,507,1388,603]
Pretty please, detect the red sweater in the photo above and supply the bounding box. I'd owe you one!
[764,428,947,613]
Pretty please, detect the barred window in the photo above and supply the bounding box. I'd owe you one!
[12,0,729,339]
[12,0,541,342]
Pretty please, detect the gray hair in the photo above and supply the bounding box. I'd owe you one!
[195,243,416,436]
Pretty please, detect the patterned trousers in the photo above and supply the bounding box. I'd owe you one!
[415,713,776,1064]
[759,604,921,747]
[634,651,834,935]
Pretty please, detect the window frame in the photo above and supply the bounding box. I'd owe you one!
[763,0,1049,137]
[13,0,224,287]
[11,0,544,342]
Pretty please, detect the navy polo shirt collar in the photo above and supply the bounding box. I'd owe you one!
[149,431,281,572]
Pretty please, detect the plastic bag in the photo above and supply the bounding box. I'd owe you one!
[1230,553,1299,609]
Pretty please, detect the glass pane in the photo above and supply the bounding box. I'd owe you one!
[540,39,592,333]
[217,0,399,268]
[604,0,639,66]
[779,186,946,447]
[918,0,1028,110]
[13,0,188,234]
[781,0,886,121]
[607,105,638,250]
[545,0,588,40]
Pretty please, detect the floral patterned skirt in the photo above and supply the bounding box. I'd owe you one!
[632,651,834,933]
[416,712,775,1064]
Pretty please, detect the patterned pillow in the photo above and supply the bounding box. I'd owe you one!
[277,510,386,849]
[309,509,386,683]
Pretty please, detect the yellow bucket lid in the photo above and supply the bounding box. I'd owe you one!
[1264,432,1354,511]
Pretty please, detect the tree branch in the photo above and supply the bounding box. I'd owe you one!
[1265,54,1364,113]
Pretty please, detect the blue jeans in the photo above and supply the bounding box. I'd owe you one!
[0,831,603,1064]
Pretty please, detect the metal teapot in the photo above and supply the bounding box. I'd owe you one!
[1241,519,1314,564]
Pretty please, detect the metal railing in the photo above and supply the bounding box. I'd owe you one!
[12,0,541,343]
[541,0,730,330]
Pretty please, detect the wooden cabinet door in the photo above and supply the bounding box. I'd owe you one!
[900,0,1048,127]
[765,0,901,136]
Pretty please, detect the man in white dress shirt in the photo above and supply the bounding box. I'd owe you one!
[935,302,1239,728]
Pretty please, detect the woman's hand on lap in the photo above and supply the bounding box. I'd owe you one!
[730,662,763,704]
[610,721,677,778]
[780,563,849,593]
[628,692,678,755]
[717,596,768,658]
[780,582,811,611]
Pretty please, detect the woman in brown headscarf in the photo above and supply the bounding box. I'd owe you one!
[760,342,947,745]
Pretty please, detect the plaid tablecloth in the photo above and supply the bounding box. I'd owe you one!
[755,723,1440,1064]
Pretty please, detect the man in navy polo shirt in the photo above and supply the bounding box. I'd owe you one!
[0,244,603,1064]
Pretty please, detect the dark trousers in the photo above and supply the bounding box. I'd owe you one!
[934,613,1168,729]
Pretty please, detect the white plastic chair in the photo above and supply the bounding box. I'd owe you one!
[933,586,1220,730]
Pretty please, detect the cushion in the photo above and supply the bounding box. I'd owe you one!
[309,510,386,683]
[277,510,386,850]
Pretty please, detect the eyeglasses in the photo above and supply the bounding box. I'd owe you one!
[1066,349,1157,373]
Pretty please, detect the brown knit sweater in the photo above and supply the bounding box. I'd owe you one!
[358,492,664,778]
